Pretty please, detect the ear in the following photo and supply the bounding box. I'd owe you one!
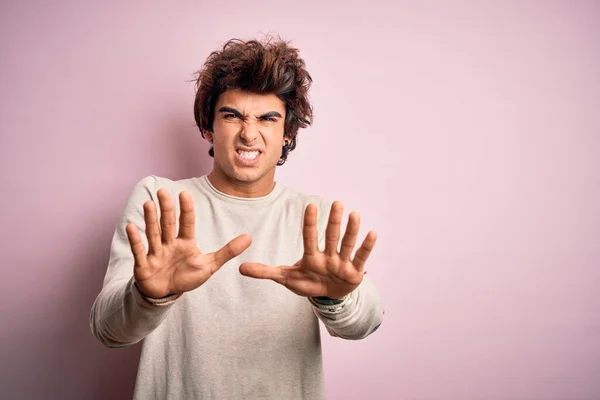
[204,131,214,143]
[283,135,291,146]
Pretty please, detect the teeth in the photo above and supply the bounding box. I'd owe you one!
[238,151,259,160]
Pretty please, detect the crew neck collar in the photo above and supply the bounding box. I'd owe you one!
[197,175,285,205]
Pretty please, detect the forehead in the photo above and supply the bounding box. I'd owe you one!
[215,88,285,113]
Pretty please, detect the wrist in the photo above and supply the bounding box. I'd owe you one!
[311,296,346,306]
[309,294,353,313]
[133,281,182,306]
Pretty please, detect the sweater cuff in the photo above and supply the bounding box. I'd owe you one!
[133,281,182,307]
[309,293,353,314]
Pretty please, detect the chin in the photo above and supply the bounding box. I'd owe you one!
[215,155,276,184]
[231,172,256,182]
[232,168,265,183]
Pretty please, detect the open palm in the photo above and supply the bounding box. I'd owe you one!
[239,201,377,299]
[127,189,251,299]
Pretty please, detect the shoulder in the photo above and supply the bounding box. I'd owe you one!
[129,175,202,197]
[280,184,331,207]
[279,185,333,227]
[124,175,206,211]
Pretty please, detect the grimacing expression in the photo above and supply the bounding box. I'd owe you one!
[207,88,289,185]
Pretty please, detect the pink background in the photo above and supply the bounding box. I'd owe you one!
[1,1,599,399]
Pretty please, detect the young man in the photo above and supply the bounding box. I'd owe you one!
[90,37,384,400]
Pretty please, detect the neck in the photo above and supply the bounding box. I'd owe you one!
[207,170,276,198]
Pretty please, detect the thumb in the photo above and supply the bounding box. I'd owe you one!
[212,234,252,267]
[239,262,285,285]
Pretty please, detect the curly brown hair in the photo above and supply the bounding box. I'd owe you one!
[193,37,313,165]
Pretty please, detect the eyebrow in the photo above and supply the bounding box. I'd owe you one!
[218,107,282,119]
[258,111,283,119]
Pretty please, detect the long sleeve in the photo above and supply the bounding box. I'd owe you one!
[89,176,177,348]
[308,198,385,340]
[309,274,384,340]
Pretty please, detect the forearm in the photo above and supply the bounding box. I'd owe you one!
[89,275,176,348]
[309,274,384,340]
[89,176,177,347]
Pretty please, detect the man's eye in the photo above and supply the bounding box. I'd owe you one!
[262,117,277,122]
[224,114,239,119]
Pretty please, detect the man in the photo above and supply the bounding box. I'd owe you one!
[90,37,384,400]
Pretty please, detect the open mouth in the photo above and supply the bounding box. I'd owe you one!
[236,149,261,160]
[235,148,262,165]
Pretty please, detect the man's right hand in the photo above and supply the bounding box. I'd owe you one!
[125,188,252,299]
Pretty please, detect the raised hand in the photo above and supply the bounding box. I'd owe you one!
[126,189,252,299]
[239,201,377,299]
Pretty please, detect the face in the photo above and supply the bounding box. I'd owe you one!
[205,88,288,194]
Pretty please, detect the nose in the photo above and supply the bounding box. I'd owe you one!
[239,120,259,143]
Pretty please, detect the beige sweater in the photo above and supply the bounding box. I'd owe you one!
[90,175,384,400]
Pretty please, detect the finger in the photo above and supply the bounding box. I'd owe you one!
[143,200,162,255]
[325,201,343,256]
[177,191,195,240]
[339,211,360,261]
[239,263,287,286]
[212,234,252,269]
[126,222,148,268]
[302,204,319,256]
[352,231,377,272]
[158,189,176,244]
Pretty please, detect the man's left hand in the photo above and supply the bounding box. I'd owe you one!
[239,201,377,299]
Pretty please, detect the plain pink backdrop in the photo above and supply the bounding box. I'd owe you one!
[1,1,599,399]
